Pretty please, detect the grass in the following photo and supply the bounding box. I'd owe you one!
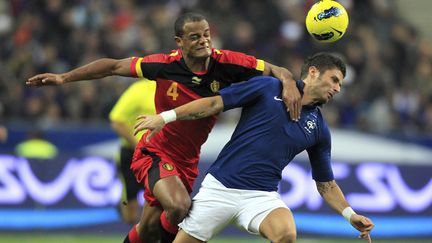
[0,233,428,243]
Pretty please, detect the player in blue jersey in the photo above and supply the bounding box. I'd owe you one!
[135,52,374,243]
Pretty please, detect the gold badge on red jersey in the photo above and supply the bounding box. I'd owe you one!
[210,80,220,93]
[162,163,174,171]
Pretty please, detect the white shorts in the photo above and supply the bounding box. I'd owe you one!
[178,174,288,241]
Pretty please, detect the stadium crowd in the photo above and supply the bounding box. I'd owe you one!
[1,0,432,136]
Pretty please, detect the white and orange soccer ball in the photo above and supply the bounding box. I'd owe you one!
[306,0,349,43]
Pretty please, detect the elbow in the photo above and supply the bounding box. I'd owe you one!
[110,121,123,134]
[209,97,224,114]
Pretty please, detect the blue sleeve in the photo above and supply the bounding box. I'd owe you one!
[219,76,279,111]
[306,117,335,182]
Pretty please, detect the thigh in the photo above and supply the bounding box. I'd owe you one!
[259,207,296,241]
[174,229,204,243]
[179,175,238,242]
[134,148,188,206]
[152,175,190,210]
[237,191,288,234]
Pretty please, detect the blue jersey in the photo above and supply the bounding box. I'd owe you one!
[208,76,334,191]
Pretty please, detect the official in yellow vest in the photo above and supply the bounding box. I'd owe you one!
[15,131,58,159]
[109,78,156,224]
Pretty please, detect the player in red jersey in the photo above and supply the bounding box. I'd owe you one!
[27,12,301,243]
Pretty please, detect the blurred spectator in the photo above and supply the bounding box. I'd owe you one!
[15,130,58,159]
[1,0,431,137]
[0,125,7,143]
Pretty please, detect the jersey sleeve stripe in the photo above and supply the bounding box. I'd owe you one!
[135,57,144,78]
[256,59,265,71]
[130,57,138,77]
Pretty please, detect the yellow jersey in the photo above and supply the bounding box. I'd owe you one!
[109,79,156,147]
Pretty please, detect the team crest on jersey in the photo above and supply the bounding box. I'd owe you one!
[192,76,202,85]
[304,119,317,134]
[162,163,174,171]
[210,80,220,93]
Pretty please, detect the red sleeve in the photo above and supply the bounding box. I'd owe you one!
[212,49,265,71]
[131,51,182,79]
[130,57,140,77]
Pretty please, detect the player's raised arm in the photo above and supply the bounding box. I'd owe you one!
[263,62,301,121]
[134,96,224,141]
[26,58,133,86]
[315,180,374,242]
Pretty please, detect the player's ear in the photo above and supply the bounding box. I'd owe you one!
[309,66,319,78]
[174,36,182,48]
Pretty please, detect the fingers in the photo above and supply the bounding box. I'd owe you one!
[352,215,373,242]
[26,76,42,86]
[358,232,371,243]
[133,119,147,136]
[27,74,43,82]
[146,130,157,142]
[360,217,374,231]
[286,100,300,121]
[136,115,147,121]
[290,100,301,121]
[282,89,301,121]
[26,74,52,86]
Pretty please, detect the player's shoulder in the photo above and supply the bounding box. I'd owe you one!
[211,48,250,57]
[247,76,281,88]
[142,50,182,63]
[226,76,280,97]
[211,48,257,65]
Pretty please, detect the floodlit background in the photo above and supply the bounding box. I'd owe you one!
[0,0,431,242]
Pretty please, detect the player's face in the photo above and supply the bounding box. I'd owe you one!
[310,68,343,104]
[176,20,212,59]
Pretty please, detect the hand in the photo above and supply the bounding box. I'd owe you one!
[281,80,301,121]
[350,214,374,243]
[26,73,65,86]
[134,114,165,141]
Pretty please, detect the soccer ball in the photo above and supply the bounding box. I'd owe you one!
[306,0,349,43]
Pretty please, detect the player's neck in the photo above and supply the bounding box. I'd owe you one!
[301,95,313,106]
[301,83,317,106]
[184,56,209,73]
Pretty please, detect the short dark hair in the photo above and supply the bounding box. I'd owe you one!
[174,12,207,37]
[300,53,346,79]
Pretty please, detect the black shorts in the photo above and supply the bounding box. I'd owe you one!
[120,147,142,201]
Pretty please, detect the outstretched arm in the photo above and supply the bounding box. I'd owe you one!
[26,58,133,86]
[263,62,301,121]
[316,180,374,242]
[134,96,224,141]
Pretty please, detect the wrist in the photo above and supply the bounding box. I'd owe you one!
[282,77,296,85]
[60,73,69,83]
[159,110,177,124]
[342,207,357,222]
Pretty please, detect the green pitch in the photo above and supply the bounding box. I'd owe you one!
[0,233,427,243]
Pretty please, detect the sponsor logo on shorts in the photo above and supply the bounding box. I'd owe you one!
[162,163,174,171]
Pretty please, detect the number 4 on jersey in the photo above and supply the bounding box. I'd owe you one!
[167,82,179,100]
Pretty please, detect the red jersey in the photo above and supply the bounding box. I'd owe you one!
[130,48,264,171]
